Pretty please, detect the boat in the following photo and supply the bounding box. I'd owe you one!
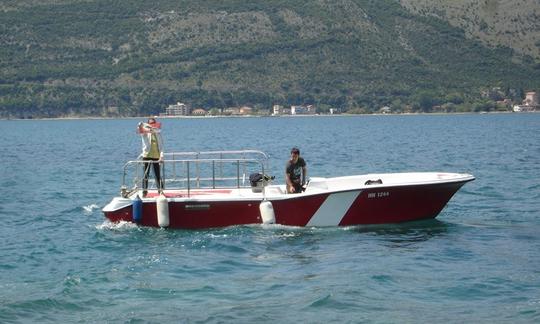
[102,150,475,229]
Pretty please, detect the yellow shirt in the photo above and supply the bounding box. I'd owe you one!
[147,133,160,159]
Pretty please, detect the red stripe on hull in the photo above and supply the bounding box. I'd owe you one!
[339,182,466,225]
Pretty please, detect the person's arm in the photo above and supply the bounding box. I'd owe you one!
[302,166,307,186]
[138,122,150,134]
[285,163,294,193]
[285,172,291,192]
[139,132,149,158]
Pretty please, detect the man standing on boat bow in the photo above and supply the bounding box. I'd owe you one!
[137,117,164,197]
[285,147,307,194]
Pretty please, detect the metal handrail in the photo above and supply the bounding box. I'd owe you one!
[121,150,270,198]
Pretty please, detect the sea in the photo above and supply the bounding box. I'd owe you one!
[0,113,539,323]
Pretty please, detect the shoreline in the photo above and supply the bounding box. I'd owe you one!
[1,110,535,121]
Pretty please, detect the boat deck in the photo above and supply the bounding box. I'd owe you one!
[135,172,474,201]
[141,185,289,200]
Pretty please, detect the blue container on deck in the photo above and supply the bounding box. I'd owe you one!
[132,195,142,223]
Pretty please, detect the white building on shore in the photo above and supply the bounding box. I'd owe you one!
[291,105,316,115]
[513,91,538,112]
[163,102,190,116]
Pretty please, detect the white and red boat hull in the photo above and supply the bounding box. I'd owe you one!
[103,172,474,228]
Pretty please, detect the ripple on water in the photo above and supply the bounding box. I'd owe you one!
[1,115,540,322]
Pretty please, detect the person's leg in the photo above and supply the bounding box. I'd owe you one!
[142,160,151,196]
[152,161,163,192]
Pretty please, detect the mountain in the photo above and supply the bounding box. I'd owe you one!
[400,0,540,60]
[0,0,539,118]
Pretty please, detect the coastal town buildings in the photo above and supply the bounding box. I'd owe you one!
[291,105,316,115]
[379,106,391,114]
[272,105,291,115]
[524,91,538,107]
[273,105,319,115]
[191,108,207,116]
[162,102,191,116]
[513,91,538,112]
[239,106,253,115]
[159,90,538,117]
[223,107,240,115]
[219,106,253,115]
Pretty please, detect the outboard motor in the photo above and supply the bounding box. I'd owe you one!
[249,173,275,193]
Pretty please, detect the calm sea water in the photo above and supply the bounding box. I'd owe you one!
[0,114,539,323]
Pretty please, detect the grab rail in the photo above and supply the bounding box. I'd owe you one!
[120,150,270,198]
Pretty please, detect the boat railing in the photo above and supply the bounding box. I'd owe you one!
[120,150,270,198]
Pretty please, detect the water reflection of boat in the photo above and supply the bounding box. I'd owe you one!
[349,219,451,244]
[102,150,474,229]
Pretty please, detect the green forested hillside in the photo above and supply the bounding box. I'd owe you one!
[0,0,539,118]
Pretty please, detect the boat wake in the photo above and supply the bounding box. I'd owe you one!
[95,220,139,231]
[82,203,100,214]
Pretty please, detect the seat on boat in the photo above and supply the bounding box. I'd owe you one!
[305,177,328,191]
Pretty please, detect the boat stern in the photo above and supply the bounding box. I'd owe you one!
[102,197,133,222]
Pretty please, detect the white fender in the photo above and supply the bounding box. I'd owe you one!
[259,200,275,224]
[156,194,169,227]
